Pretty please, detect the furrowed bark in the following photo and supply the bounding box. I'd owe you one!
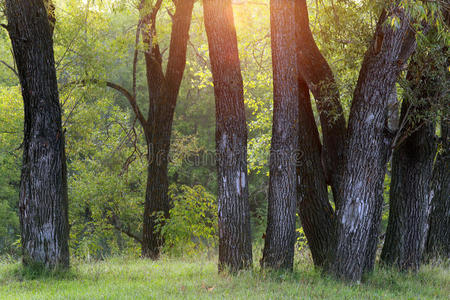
[296,78,334,267]
[295,0,346,195]
[422,14,449,260]
[203,0,253,272]
[381,96,436,271]
[261,0,299,270]
[425,122,450,259]
[327,7,416,281]
[5,0,69,268]
[381,42,448,268]
[363,89,398,274]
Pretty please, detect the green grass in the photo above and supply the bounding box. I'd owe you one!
[0,255,448,299]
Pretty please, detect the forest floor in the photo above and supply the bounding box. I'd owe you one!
[0,255,449,299]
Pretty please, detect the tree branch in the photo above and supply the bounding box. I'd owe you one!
[109,214,143,244]
[133,21,142,100]
[0,60,19,78]
[105,81,147,129]
[66,79,147,129]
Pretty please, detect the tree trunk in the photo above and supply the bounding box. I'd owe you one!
[295,0,346,194]
[361,129,392,274]
[425,122,450,259]
[140,0,195,258]
[142,136,171,258]
[5,0,69,268]
[203,0,253,272]
[363,89,398,274]
[381,100,436,271]
[380,35,449,266]
[296,78,334,267]
[261,0,299,270]
[327,7,417,281]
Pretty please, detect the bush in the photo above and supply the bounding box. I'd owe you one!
[158,185,217,256]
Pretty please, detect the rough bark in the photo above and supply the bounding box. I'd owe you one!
[295,0,346,194]
[261,0,299,270]
[138,0,195,258]
[5,0,69,268]
[381,56,439,271]
[425,122,450,259]
[203,0,253,272]
[362,89,398,274]
[381,102,436,271]
[327,7,417,281]
[296,78,334,267]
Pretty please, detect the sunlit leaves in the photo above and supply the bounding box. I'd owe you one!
[0,87,22,255]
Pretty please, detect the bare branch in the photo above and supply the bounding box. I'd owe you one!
[109,214,143,244]
[66,79,148,129]
[106,81,147,129]
[188,40,209,69]
[132,21,142,100]
[0,60,19,78]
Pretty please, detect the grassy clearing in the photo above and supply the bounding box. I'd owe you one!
[0,254,448,299]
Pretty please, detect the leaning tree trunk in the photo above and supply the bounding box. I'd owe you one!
[261,0,300,270]
[5,0,69,268]
[425,122,450,259]
[295,0,347,195]
[381,61,438,271]
[140,0,195,258]
[296,78,334,267]
[293,0,344,266]
[363,89,399,274]
[203,0,253,272]
[327,7,417,281]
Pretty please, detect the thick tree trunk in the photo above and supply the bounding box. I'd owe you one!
[381,43,446,270]
[327,8,416,281]
[203,0,253,272]
[363,89,398,274]
[381,99,436,271]
[425,123,450,259]
[295,0,346,194]
[261,0,299,270]
[141,0,195,258]
[296,78,334,267]
[5,0,69,268]
[381,53,441,270]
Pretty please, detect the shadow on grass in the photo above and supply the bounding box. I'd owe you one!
[363,263,449,294]
[1,262,78,282]
[240,260,448,297]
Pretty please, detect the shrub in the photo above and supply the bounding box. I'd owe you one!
[158,184,218,256]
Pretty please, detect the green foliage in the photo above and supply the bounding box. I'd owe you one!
[158,185,218,256]
[399,27,449,127]
[296,226,308,253]
[66,95,146,259]
[0,87,22,256]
